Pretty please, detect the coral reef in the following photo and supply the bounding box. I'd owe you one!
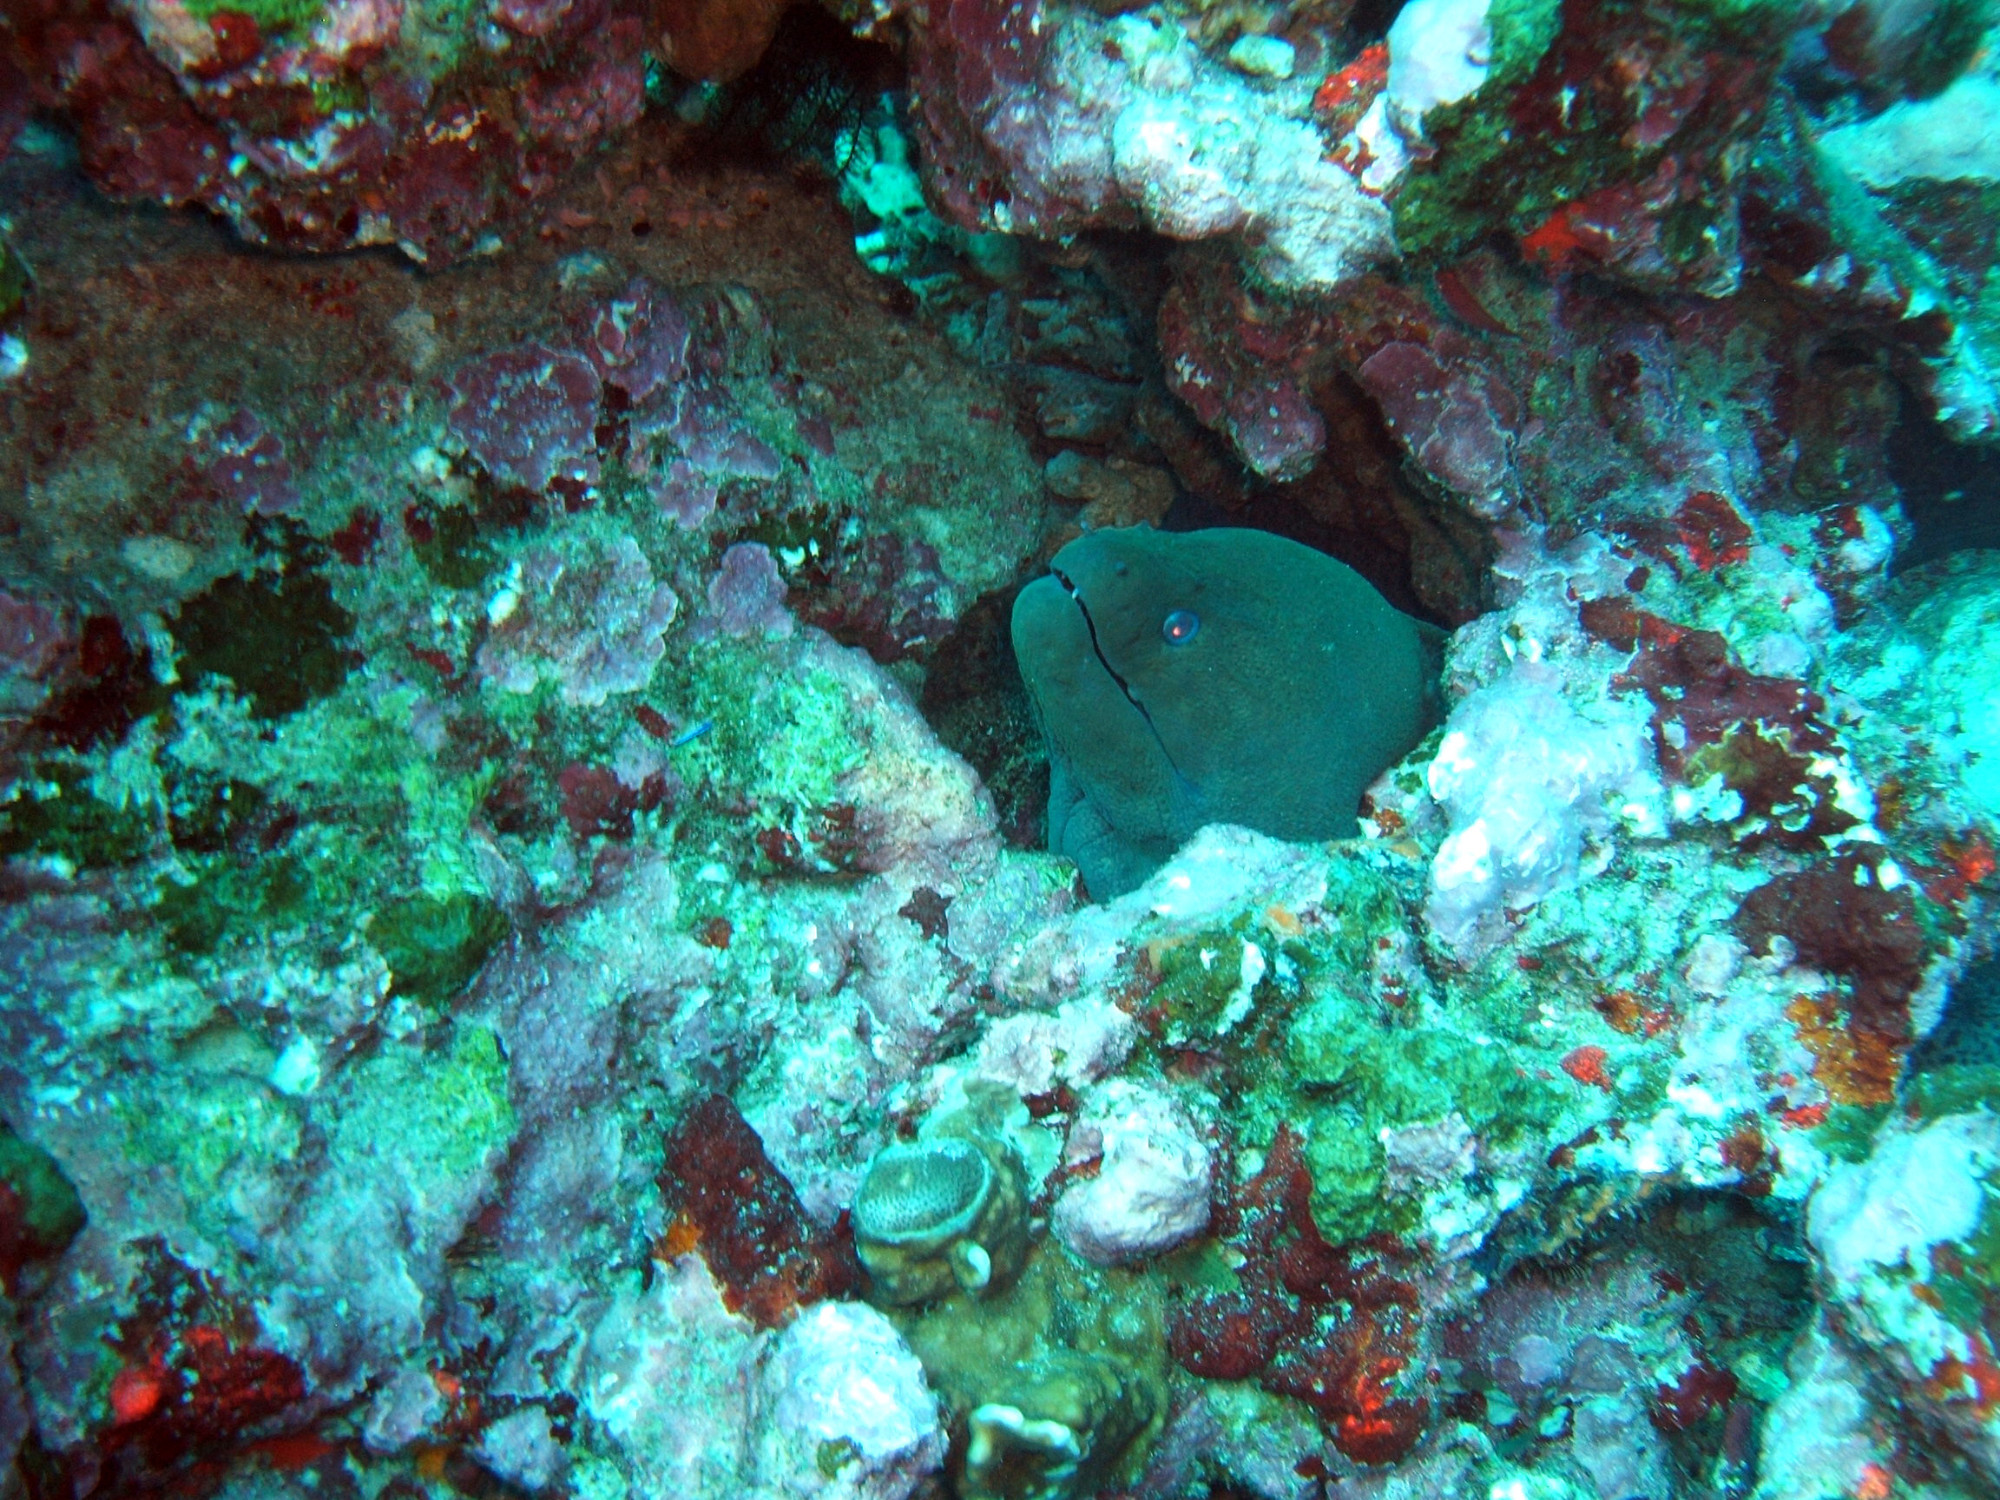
[853,1134,1030,1304]
[4,0,2000,1497]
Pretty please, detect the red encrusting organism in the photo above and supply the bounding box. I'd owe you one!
[1168,1128,1428,1464]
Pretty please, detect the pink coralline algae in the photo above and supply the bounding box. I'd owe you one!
[581,280,692,404]
[633,380,781,531]
[1157,266,1328,484]
[650,384,782,479]
[194,408,300,517]
[1156,249,1351,482]
[702,542,794,640]
[1356,340,1519,517]
[1156,249,1521,504]
[911,0,1068,232]
[477,535,679,707]
[649,460,722,531]
[493,0,578,42]
[446,346,603,495]
[514,24,649,151]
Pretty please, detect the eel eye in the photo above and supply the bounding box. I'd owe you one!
[1162,608,1200,646]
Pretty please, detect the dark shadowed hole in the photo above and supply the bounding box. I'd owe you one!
[669,5,906,174]
[916,586,1048,852]
[1887,381,2000,573]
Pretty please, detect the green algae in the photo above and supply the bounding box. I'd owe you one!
[1123,850,1571,1244]
[368,891,509,1006]
[0,762,155,868]
[1898,0,1998,98]
[0,1121,87,1269]
[171,569,357,720]
[1307,859,1409,973]
[166,775,270,855]
[182,0,326,39]
[138,656,512,973]
[407,500,500,590]
[329,1022,515,1184]
[1485,0,1564,84]
[1142,861,1405,1047]
[1144,923,1286,1046]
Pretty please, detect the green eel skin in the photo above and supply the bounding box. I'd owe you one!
[1012,527,1446,899]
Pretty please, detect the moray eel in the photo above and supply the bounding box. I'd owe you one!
[1011,527,1446,899]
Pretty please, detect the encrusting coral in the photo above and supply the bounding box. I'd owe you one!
[853,1134,1031,1304]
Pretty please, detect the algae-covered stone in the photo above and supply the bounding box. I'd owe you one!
[963,1351,1154,1500]
[368,891,509,1006]
[0,1121,86,1283]
[887,1246,1168,1500]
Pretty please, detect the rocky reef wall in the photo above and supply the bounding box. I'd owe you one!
[2,2,1999,1498]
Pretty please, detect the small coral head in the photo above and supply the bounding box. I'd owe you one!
[854,1138,993,1249]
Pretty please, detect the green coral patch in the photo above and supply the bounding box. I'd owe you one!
[656,637,869,869]
[369,891,509,1005]
[1262,985,1563,1241]
[181,0,327,41]
[0,763,155,868]
[1815,1102,1893,1164]
[0,1121,87,1269]
[166,775,272,856]
[1143,862,1407,1047]
[172,569,357,719]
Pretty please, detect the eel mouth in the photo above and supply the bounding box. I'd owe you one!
[1052,566,1190,788]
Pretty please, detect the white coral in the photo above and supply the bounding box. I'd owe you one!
[754,1302,945,1500]
[1425,663,1664,951]
[974,998,1135,1099]
[1807,1112,2000,1286]
[1052,1081,1212,1265]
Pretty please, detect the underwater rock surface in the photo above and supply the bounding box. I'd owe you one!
[2,2,2000,1498]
